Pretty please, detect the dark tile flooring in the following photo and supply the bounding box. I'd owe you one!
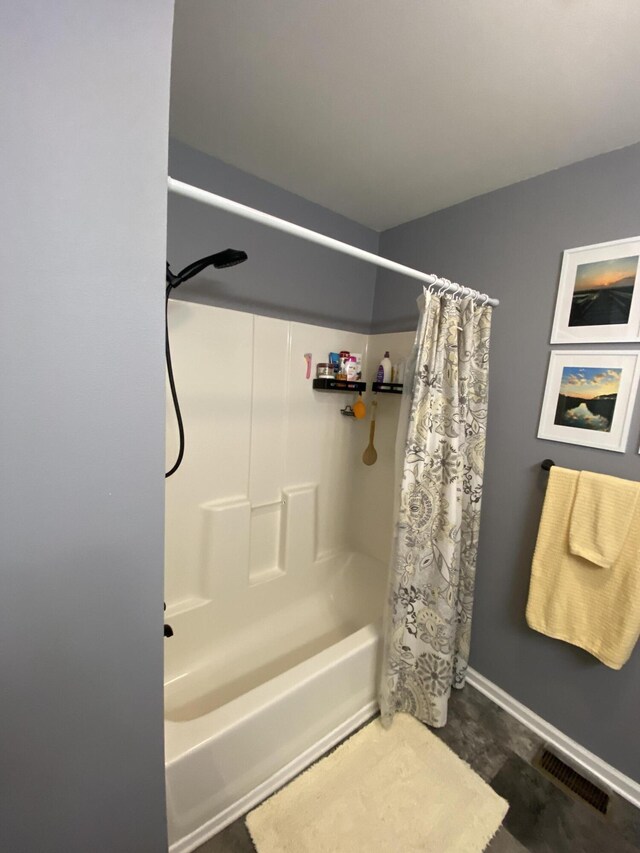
[195,684,640,853]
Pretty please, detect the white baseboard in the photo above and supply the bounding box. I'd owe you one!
[466,667,640,809]
[170,700,378,853]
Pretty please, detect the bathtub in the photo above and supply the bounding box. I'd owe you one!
[165,551,386,852]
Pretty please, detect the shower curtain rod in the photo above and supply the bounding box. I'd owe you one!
[167,177,499,307]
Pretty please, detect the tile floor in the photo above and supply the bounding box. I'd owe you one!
[194,684,640,853]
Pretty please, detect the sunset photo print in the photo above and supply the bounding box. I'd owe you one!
[538,351,640,452]
[551,237,640,343]
[553,366,621,431]
[569,255,638,327]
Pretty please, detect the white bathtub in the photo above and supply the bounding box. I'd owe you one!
[165,552,386,852]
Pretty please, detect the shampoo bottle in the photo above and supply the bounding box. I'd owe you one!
[377,351,392,383]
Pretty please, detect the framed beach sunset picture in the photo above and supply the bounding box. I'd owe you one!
[538,351,640,452]
[550,236,640,343]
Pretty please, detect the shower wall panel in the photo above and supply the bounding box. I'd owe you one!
[351,331,415,564]
[164,301,253,606]
[164,301,369,622]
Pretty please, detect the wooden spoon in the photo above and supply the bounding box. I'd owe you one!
[362,399,378,466]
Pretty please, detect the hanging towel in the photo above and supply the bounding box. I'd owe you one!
[568,470,639,568]
[526,466,640,670]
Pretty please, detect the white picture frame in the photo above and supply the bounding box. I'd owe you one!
[538,351,640,452]
[550,236,640,343]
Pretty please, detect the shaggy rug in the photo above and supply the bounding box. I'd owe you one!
[246,713,508,852]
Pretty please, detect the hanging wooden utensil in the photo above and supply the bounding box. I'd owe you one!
[362,399,378,466]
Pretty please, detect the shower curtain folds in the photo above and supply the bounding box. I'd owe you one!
[379,288,493,728]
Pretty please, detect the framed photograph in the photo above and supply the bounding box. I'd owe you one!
[538,351,640,452]
[550,236,640,343]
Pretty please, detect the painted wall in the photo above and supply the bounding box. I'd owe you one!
[168,139,379,332]
[373,142,640,780]
[0,3,173,851]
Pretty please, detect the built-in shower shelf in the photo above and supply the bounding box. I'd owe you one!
[312,378,366,392]
[372,382,403,394]
[164,596,210,620]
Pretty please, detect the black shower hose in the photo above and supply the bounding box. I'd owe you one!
[165,285,184,478]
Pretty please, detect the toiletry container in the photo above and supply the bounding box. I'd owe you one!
[337,350,350,380]
[377,351,392,383]
[346,356,359,381]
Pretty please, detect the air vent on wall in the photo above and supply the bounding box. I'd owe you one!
[534,749,609,815]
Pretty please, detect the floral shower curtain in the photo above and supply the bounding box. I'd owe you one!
[379,288,492,728]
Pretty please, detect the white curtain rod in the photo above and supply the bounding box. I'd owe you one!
[167,177,499,308]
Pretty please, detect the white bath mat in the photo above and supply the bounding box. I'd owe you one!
[246,713,508,853]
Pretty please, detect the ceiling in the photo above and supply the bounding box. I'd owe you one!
[170,1,640,231]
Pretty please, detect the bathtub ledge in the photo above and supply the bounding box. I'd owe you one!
[168,698,378,853]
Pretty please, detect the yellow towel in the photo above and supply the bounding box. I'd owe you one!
[569,470,639,568]
[526,466,640,670]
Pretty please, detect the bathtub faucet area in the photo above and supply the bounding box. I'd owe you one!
[164,602,173,638]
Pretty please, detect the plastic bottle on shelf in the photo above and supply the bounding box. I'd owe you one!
[346,356,359,381]
[376,351,392,383]
[337,350,350,380]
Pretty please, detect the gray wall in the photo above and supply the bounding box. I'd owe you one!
[168,139,379,332]
[0,3,173,850]
[374,142,640,780]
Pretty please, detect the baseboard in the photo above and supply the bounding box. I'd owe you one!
[466,667,640,809]
[170,700,378,853]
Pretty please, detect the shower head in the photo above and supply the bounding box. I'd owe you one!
[210,248,248,269]
[165,246,248,478]
[166,248,248,289]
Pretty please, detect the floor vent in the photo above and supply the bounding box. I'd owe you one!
[534,749,609,815]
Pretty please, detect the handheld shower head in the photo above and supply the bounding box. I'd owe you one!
[166,248,248,289]
[165,246,247,479]
[210,248,248,269]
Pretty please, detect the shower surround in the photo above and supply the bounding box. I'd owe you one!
[164,299,413,851]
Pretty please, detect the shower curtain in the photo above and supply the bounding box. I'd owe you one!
[379,288,492,728]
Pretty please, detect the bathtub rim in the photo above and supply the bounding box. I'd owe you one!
[168,698,378,853]
[166,620,381,852]
[165,621,380,764]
